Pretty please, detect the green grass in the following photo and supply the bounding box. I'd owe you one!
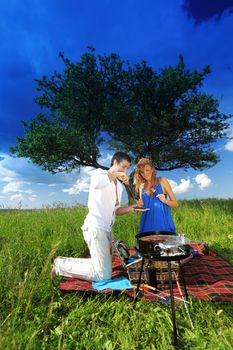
[0,199,233,349]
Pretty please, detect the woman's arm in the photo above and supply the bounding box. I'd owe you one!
[157,178,179,208]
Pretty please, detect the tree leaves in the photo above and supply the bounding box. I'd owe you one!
[10,48,231,173]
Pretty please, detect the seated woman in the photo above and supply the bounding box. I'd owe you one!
[135,158,179,235]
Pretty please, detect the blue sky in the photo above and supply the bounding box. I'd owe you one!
[0,0,233,209]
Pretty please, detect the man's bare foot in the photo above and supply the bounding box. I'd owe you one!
[51,256,63,278]
[51,264,57,278]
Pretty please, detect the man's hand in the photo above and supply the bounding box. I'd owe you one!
[114,172,129,185]
[128,205,140,214]
[108,170,129,185]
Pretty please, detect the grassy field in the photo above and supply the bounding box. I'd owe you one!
[0,199,233,349]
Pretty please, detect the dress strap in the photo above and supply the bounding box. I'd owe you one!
[157,177,167,198]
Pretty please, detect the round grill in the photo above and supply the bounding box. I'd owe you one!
[136,231,192,260]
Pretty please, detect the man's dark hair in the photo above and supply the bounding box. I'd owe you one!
[111,152,131,166]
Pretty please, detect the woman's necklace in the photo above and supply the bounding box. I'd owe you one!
[145,178,158,196]
[151,177,159,195]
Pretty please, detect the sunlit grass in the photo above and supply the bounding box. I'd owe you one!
[0,199,233,349]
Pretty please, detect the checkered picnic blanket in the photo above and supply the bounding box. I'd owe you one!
[56,242,233,302]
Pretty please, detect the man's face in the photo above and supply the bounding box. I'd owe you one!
[115,160,131,174]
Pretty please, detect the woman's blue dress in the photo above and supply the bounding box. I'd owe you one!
[139,181,176,234]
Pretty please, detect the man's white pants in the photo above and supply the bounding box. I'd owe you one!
[54,226,112,281]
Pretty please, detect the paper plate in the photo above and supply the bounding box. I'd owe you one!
[134,207,150,212]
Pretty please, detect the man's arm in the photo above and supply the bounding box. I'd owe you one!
[91,171,111,189]
[115,206,135,216]
[91,170,129,189]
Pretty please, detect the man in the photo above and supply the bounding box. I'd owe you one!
[52,152,135,281]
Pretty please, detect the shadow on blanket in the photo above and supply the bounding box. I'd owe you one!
[56,242,233,302]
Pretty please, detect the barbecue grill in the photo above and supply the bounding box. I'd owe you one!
[134,231,193,347]
[136,232,192,260]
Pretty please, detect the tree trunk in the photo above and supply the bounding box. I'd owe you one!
[124,170,139,205]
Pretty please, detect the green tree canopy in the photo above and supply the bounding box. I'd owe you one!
[10,48,231,175]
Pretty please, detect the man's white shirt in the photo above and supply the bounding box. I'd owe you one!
[82,168,123,231]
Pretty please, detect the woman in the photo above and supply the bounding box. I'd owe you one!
[135,158,179,234]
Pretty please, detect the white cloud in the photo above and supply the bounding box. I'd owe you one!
[0,153,78,185]
[63,177,90,195]
[195,173,212,190]
[24,189,34,194]
[224,139,233,151]
[99,153,113,166]
[224,125,233,151]
[0,152,105,207]
[2,181,25,193]
[28,195,37,201]
[168,178,193,194]
[10,193,24,201]
[2,180,38,203]
[62,166,96,195]
[0,160,20,182]
[48,192,55,197]
[0,153,90,207]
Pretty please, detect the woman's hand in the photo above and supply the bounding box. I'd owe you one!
[158,177,179,208]
[136,199,144,207]
[156,193,167,204]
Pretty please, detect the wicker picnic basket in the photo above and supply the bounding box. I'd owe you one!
[126,259,179,289]
[112,240,179,289]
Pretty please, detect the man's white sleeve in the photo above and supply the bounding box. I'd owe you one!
[91,171,110,189]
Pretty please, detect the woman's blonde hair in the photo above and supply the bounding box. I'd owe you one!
[135,158,157,195]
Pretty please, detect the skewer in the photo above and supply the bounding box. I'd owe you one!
[143,284,190,304]
[126,257,143,267]
[133,285,168,302]
[174,272,194,329]
[126,183,137,203]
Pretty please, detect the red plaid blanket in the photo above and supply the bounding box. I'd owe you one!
[56,242,233,302]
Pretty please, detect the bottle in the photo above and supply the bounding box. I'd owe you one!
[145,260,157,289]
[179,233,185,245]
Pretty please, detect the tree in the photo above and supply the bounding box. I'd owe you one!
[105,56,231,170]
[10,48,231,199]
[10,48,127,172]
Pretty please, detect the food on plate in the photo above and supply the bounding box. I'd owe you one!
[133,206,150,211]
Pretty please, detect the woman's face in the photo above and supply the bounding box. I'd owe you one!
[139,164,153,181]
